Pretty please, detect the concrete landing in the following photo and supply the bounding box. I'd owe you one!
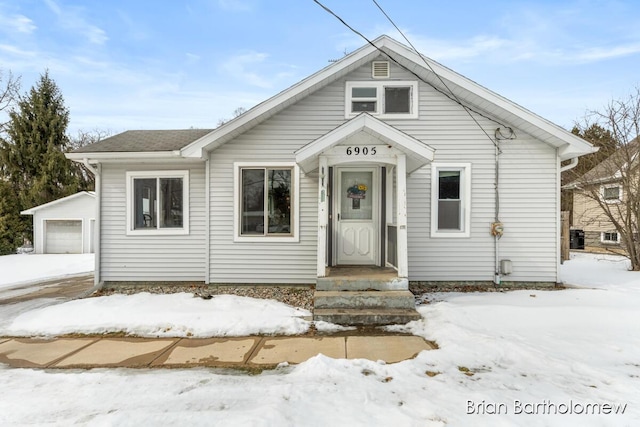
[0,335,436,369]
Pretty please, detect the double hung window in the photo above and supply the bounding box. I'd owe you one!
[431,164,471,238]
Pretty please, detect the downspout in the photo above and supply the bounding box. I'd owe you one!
[82,159,102,288]
[205,156,210,284]
[560,156,578,173]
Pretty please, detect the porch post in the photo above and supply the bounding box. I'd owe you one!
[396,154,409,278]
[317,156,329,277]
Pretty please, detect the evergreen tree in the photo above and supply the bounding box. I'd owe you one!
[0,180,23,255]
[0,71,79,248]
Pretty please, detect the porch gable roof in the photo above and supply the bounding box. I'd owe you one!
[295,113,435,174]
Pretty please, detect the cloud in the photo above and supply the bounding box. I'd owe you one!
[573,43,640,62]
[220,51,274,88]
[0,13,36,35]
[0,43,36,57]
[44,0,108,45]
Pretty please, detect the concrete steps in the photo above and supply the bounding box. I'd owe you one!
[313,308,421,326]
[313,290,420,326]
[314,290,416,309]
[316,276,408,291]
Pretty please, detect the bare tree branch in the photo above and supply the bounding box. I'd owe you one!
[568,87,640,269]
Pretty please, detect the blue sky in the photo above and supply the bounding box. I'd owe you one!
[0,0,639,136]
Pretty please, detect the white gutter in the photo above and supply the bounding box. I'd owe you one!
[560,157,579,173]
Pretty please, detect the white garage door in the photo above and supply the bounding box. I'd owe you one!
[45,220,82,254]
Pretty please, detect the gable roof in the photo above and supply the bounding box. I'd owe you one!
[565,138,640,188]
[71,129,215,154]
[21,191,95,215]
[68,35,594,162]
[295,113,435,174]
[180,35,595,161]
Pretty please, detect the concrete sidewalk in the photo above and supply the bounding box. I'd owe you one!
[0,335,436,369]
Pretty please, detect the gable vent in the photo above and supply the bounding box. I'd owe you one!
[372,61,390,79]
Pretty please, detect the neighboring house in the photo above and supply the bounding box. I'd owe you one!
[66,35,594,291]
[565,142,639,253]
[21,191,96,254]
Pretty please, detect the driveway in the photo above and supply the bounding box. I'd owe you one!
[0,275,94,329]
[0,275,94,305]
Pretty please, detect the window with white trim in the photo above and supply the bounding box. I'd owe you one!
[234,163,299,242]
[345,81,418,118]
[601,184,622,203]
[126,171,189,235]
[431,163,471,238]
[601,231,620,244]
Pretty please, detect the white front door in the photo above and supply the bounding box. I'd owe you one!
[336,167,378,265]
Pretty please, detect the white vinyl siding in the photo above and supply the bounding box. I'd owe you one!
[207,58,559,284]
[100,162,206,282]
[496,138,558,282]
[29,193,95,254]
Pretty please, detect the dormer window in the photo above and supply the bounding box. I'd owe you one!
[346,81,418,119]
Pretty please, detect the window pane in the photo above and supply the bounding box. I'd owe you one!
[352,87,376,98]
[384,87,410,113]
[267,169,291,234]
[341,171,373,220]
[134,178,157,229]
[604,187,619,200]
[241,169,265,235]
[438,200,460,230]
[439,171,460,199]
[352,101,376,112]
[159,178,183,228]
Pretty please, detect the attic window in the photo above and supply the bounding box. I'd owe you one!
[345,81,418,119]
[372,61,390,78]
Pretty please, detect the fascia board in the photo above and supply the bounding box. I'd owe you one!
[181,43,383,158]
[65,151,203,163]
[21,191,95,215]
[381,38,595,157]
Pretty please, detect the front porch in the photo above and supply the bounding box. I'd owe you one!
[294,114,435,326]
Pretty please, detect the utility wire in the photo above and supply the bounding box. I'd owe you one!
[371,0,505,145]
[313,0,511,148]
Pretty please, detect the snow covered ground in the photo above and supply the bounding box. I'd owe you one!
[1,252,639,426]
[0,253,94,290]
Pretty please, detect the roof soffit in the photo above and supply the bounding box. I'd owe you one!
[295,113,434,173]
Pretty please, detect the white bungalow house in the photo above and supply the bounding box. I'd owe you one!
[66,36,594,323]
[21,191,96,254]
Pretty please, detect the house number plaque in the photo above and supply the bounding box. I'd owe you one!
[346,146,377,156]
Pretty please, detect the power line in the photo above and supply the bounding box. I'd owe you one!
[370,0,506,147]
[313,0,511,148]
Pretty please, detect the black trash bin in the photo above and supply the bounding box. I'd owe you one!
[570,229,585,250]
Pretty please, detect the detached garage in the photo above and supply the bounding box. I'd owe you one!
[21,192,96,254]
